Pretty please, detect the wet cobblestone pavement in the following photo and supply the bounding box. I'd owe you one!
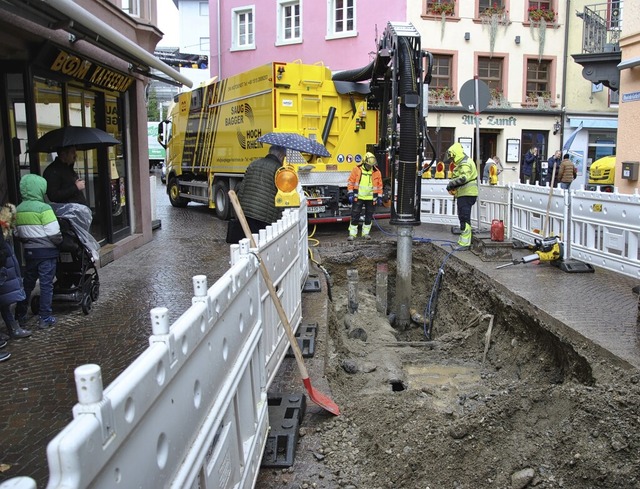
[2,173,640,488]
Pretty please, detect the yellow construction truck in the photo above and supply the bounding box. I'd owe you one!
[158,61,384,223]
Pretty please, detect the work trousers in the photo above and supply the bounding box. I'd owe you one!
[350,199,375,226]
[456,196,477,230]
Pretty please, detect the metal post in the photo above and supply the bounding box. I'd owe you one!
[474,75,482,226]
[395,225,413,329]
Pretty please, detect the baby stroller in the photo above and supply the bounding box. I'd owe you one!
[30,204,100,315]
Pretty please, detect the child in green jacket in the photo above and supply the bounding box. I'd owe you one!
[14,174,62,329]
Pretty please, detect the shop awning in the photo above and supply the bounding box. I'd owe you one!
[2,0,193,88]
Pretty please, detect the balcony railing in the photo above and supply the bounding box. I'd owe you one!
[578,2,623,54]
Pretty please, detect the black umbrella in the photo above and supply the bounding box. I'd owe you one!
[33,126,121,153]
[257,132,331,157]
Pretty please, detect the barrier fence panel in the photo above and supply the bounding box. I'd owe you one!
[420,180,458,226]
[570,189,640,278]
[510,183,567,246]
[478,184,511,238]
[0,209,307,489]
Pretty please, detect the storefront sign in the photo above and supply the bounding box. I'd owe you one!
[48,49,134,93]
[461,115,518,127]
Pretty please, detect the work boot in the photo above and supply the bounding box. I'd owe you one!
[348,223,358,241]
[0,338,6,349]
[0,350,10,362]
[7,321,31,339]
[450,226,463,235]
[361,224,372,239]
[457,223,472,248]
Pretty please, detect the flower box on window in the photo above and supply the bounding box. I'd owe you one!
[428,1,455,16]
[528,6,556,22]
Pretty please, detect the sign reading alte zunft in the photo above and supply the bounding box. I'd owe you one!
[48,49,134,93]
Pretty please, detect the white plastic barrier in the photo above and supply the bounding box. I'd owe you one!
[477,184,511,239]
[419,180,458,225]
[1,207,306,489]
[510,183,568,247]
[570,188,640,278]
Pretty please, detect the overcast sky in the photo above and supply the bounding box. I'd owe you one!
[157,0,179,47]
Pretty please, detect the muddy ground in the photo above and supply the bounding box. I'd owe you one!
[291,242,640,489]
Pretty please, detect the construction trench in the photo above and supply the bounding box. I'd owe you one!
[257,240,640,489]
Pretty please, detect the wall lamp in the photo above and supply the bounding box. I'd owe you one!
[515,35,521,45]
[553,120,561,135]
[464,32,470,41]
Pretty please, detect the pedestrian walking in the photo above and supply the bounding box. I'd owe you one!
[546,150,562,186]
[446,143,478,249]
[557,154,576,190]
[14,174,63,329]
[346,152,383,241]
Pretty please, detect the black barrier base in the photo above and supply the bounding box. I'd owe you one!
[261,393,307,468]
[553,259,596,274]
[286,323,317,358]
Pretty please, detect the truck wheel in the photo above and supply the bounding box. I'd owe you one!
[213,180,231,220]
[168,177,189,208]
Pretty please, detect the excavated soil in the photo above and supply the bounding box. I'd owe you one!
[308,242,640,489]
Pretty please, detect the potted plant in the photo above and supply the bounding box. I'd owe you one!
[526,91,552,109]
[429,1,455,16]
[528,6,556,22]
[429,86,456,105]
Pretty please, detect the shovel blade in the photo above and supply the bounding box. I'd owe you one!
[303,378,340,416]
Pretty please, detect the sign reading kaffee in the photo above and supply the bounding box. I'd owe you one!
[49,49,134,93]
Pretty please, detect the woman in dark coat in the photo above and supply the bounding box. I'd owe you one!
[0,203,31,341]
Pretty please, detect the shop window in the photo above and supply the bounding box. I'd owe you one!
[34,78,64,174]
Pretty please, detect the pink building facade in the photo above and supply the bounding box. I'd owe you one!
[210,0,408,79]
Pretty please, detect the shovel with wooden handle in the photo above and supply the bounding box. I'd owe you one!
[228,190,340,416]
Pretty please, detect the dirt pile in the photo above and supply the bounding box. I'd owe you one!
[312,243,640,489]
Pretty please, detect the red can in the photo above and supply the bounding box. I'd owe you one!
[491,219,505,242]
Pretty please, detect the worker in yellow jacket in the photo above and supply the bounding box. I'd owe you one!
[445,142,478,248]
[347,152,383,241]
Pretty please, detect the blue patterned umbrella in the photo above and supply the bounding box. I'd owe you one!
[257,132,330,157]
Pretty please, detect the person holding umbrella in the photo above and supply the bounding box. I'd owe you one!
[235,145,287,236]
[42,146,87,206]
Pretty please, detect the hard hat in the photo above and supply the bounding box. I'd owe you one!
[364,152,377,166]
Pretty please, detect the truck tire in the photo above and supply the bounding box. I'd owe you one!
[213,180,231,220]
[168,177,189,208]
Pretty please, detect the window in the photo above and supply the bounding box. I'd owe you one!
[526,59,551,98]
[430,54,452,89]
[327,0,355,39]
[425,1,456,16]
[479,0,505,15]
[425,127,455,173]
[528,0,552,10]
[478,57,503,91]
[232,7,255,51]
[199,2,209,16]
[121,0,139,17]
[277,1,301,45]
